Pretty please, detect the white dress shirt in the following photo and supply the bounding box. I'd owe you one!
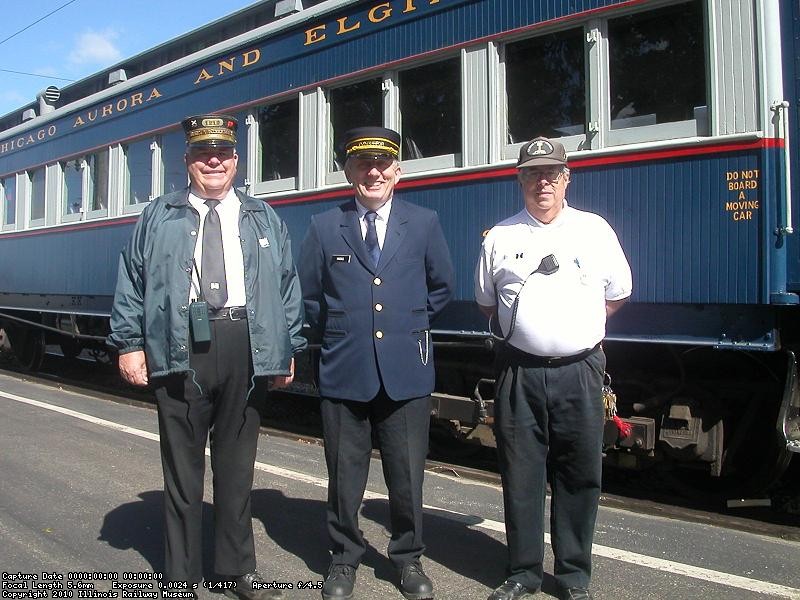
[475,201,632,356]
[355,197,392,248]
[188,189,246,307]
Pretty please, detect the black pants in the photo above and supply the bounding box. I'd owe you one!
[154,318,265,584]
[320,391,431,569]
[493,346,606,591]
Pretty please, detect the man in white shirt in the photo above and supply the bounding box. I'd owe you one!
[475,137,632,600]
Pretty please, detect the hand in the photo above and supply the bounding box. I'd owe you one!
[118,350,149,386]
[270,357,295,390]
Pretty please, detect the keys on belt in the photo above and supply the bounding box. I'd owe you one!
[208,306,248,321]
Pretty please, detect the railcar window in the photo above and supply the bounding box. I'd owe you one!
[258,98,299,182]
[62,160,84,216]
[329,78,382,170]
[29,168,46,223]
[608,0,706,131]
[124,139,153,206]
[399,59,461,160]
[505,29,585,141]
[161,130,188,194]
[88,149,109,213]
[2,176,15,227]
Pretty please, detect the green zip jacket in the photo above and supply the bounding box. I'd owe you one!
[107,188,306,378]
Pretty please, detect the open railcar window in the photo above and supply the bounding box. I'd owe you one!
[399,58,461,160]
[329,79,383,171]
[608,0,707,131]
[259,98,299,182]
[504,28,585,142]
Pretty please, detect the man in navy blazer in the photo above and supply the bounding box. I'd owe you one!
[299,127,454,600]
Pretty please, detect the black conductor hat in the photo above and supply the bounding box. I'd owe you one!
[344,126,401,160]
[182,114,238,148]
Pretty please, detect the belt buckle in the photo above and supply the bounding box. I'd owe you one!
[228,307,244,321]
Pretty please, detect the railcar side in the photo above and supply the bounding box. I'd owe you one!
[0,0,797,491]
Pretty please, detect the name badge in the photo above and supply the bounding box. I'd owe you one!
[332,254,351,263]
[258,237,270,248]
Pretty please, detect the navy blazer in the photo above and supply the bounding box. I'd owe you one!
[299,197,454,401]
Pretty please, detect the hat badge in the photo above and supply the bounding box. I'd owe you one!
[526,140,554,157]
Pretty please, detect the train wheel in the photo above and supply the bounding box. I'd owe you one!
[9,328,45,371]
[658,393,790,502]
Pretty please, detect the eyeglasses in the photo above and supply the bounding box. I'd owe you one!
[518,167,564,182]
[350,157,396,172]
[189,148,236,161]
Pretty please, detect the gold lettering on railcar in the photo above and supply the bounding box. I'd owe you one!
[72,87,163,128]
[193,49,261,85]
[724,170,761,222]
[304,0,442,46]
[369,3,392,22]
[0,124,58,155]
[336,16,361,34]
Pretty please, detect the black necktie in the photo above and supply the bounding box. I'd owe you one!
[202,199,228,309]
[365,210,380,267]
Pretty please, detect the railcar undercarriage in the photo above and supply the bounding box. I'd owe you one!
[1,311,797,497]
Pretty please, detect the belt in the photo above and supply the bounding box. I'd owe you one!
[208,306,248,321]
[503,342,601,367]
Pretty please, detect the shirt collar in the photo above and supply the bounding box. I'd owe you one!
[525,199,570,227]
[189,188,239,209]
[355,197,393,221]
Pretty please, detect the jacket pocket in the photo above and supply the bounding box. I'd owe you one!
[410,307,429,332]
[324,308,348,337]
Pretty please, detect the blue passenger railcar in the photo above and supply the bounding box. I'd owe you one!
[0,0,797,491]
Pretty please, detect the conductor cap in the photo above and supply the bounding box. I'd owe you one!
[182,114,238,148]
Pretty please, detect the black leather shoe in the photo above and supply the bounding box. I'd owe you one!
[321,564,356,600]
[560,588,593,600]
[398,563,434,600]
[224,572,282,600]
[487,580,536,600]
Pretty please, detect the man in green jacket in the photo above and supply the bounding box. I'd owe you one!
[108,114,305,598]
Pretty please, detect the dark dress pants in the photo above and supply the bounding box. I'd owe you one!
[493,347,606,591]
[154,317,265,584]
[321,390,431,569]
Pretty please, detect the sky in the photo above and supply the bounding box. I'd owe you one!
[0,0,261,118]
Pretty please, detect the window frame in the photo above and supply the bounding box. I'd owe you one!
[58,157,87,224]
[395,55,464,175]
[1,174,17,231]
[599,0,710,148]
[324,75,386,186]
[252,94,301,195]
[85,147,111,219]
[26,166,47,228]
[322,53,466,185]
[498,25,589,160]
[121,136,157,215]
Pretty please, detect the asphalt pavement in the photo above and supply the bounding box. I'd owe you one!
[1,371,798,600]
